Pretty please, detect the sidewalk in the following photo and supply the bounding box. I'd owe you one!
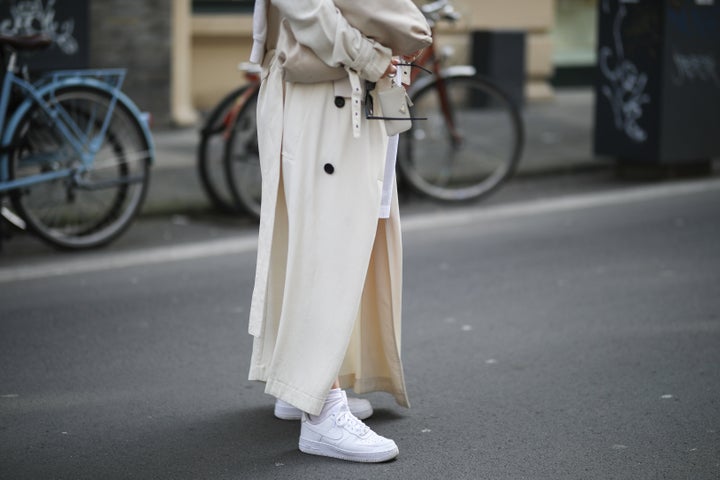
[142,88,607,217]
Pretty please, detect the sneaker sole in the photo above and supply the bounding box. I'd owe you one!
[299,438,399,463]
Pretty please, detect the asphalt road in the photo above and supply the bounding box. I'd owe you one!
[1,178,719,479]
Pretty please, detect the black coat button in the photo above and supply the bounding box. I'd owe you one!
[323,163,335,174]
[334,96,345,108]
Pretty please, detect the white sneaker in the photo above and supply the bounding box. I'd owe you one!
[274,397,373,421]
[299,406,398,463]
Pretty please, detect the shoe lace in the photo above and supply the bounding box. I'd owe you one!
[335,410,370,436]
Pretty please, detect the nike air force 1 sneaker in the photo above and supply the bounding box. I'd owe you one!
[298,404,398,462]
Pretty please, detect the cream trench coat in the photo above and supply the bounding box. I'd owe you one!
[247,0,412,416]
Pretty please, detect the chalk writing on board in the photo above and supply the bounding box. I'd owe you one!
[0,0,77,55]
[672,52,720,88]
[599,0,650,143]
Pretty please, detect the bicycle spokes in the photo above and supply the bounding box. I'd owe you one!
[9,87,151,248]
[400,75,523,201]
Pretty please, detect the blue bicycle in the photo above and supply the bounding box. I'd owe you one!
[0,35,154,249]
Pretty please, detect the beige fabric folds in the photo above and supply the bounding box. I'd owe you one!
[247,51,409,415]
[275,0,432,83]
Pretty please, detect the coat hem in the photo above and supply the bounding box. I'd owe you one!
[264,378,329,416]
[249,364,329,415]
[339,373,410,409]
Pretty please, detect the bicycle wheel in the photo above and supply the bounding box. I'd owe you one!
[223,90,260,220]
[399,74,524,201]
[197,85,248,213]
[9,86,151,249]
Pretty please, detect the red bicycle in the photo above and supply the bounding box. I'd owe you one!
[196,63,260,216]
[398,0,524,201]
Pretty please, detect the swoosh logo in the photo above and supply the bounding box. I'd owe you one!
[311,424,344,442]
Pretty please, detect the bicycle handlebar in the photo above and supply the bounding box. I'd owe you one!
[421,0,462,25]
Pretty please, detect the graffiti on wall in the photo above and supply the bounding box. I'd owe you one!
[672,52,720,88]
[0,0,78,55]
[598,0,651,143]
[666,5,720,88]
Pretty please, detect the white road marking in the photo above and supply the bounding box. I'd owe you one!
[401,177,720,233]
[0,237,258,283]
[2,178,719,284]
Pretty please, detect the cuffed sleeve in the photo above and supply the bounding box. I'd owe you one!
[249,0,267,64]
[271,0,392,82]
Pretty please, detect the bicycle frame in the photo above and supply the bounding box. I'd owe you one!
[405,24,476,149]
[0,54,154,194]
[222,70,260,141]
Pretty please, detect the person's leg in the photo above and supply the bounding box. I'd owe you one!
[257,80,400,461]
[273,379,374,420]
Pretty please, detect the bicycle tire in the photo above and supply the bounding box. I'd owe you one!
[9,86,151,249]
[223,89,260,220]
[197,85,248,213]
[398,74,524,202]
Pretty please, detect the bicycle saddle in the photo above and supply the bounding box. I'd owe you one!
[0,34,53,51]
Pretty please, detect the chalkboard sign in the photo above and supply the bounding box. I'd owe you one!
[593,0,720,164]
[0,0,89,71]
